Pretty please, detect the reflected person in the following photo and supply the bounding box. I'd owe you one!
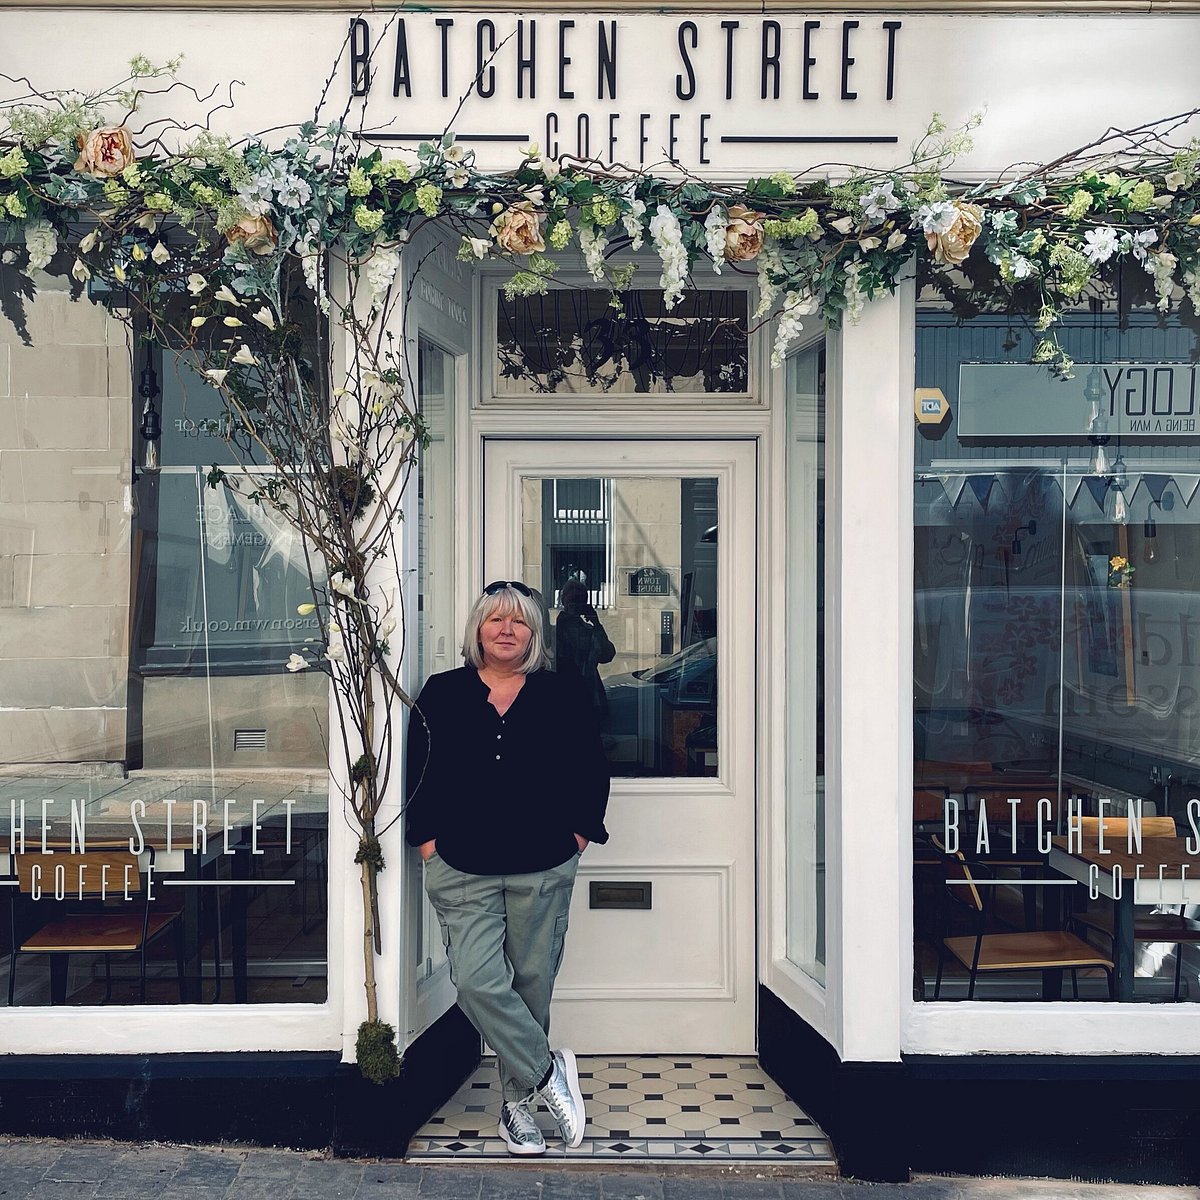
[554,579,616,718]
[405,581,611,1156]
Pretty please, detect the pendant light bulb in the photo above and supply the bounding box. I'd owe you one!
[1089,440,1111,477]
[1113,488,1128,525]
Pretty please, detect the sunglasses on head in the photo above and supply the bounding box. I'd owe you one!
[483,580,533,597]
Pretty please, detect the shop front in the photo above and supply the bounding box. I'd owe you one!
[1,1,1200,1184]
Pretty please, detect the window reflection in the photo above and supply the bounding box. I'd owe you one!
[521,476,718,777]
[913,304,1200,1002]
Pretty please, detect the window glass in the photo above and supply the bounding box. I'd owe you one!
[786,343,826,983]
[517,475,718,778]
[495,288,750,397]
[1,268,328,1005]
[913,297,1200,1003]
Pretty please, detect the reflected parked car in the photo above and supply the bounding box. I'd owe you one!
[602,638,716,774]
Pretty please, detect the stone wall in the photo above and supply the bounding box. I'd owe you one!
[0,276,132,764]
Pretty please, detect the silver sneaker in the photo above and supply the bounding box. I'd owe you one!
[498,1096,546,1156]
[537,1048,586,1148]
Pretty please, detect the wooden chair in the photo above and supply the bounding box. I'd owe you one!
[933,846,1114,1000]
[1067,816,1200,1000]
[7,850,183,1005]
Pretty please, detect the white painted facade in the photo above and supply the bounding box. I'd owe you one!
[2,7,1200,1068]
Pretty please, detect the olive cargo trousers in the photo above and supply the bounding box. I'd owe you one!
[424,850,580,1102]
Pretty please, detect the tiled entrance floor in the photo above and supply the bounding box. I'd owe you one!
[407,1056,835,1163]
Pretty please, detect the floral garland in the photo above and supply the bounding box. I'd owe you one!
[0,64,1197,379]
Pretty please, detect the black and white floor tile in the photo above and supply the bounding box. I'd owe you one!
[407,1056,835,1163]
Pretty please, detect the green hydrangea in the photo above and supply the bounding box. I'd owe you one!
[371,160,411,183]
[3,193,26,218]
[502,269,550,300]
[347,166,372,197]
[549,219,572,250]
[1062,189,1092,220]
[189,182,223,206]
[102,180,129,205]
[144,192,174,212]
[1128,180,1157,212]
[1048,242,1091,296]
[590,198,619,229]
[764,208,820,240]
[415,184,442,216]
[121,163,144,189]
[769,172,798,196]
[1028,230,1046,254]
[0,148,29,179]
[353,204,384,232]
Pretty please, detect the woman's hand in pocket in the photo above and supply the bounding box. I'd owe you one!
[419,839,437,862]
[574,833,589,853]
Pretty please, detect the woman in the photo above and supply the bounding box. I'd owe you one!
[405,580,610,1156]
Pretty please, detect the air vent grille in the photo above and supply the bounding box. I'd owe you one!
[233,728,268,752]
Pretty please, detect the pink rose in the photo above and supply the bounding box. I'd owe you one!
[925,202,984,267]
[724,204,765,263]
[74,126,135,178]
[490,202,545,255]
[226,215,278,256]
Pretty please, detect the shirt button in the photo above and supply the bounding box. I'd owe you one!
[495,754,501,761]
[496,733,502,740]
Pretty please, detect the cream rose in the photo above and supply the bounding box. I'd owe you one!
[74,126,135,178]
[724,204,765,263]
[226,214,279,256]
[490,201,545,255]
[925,201,984,267]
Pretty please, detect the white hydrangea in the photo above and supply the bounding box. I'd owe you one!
[842,259,867,324]
[365,246,401,313]
[621,190,646,250]
[770,290,819,368]
[298,239,330,314]
[579,225,608,283]
[1145,250,1178,313]
[754,243,784,319]
[1186,268,1200,314]
[23,219,57,273]
[703,206,727,274]
[1083,226,1119,264]
[648,204,687,310]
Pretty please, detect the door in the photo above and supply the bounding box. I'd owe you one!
[483,439,756,1052]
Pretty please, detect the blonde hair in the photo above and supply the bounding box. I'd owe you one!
[461,586,550,673]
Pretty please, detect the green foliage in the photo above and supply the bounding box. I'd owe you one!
[355,1020,401,1085]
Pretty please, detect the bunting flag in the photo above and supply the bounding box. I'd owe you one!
[1142,474,1173,505]
[966,475,996,510]
[939,474,969,508]
[1081,475,1111,513]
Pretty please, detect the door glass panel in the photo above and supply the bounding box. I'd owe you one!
[519,475,718,778]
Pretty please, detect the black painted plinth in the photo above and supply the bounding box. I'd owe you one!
[758,984,1200,1185]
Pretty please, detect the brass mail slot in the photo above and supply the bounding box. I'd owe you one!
[589,880,652,910]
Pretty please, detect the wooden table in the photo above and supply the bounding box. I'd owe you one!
[1048,836,1200,1001]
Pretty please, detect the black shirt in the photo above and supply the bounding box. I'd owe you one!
[404,666,611,876]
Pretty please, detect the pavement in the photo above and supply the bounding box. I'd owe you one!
[0,1139,1196,1200]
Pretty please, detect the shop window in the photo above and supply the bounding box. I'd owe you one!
[493,286,751,398]
[912,295,1200,1003]
[786,342,827,984]
[0,270,328,1006]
